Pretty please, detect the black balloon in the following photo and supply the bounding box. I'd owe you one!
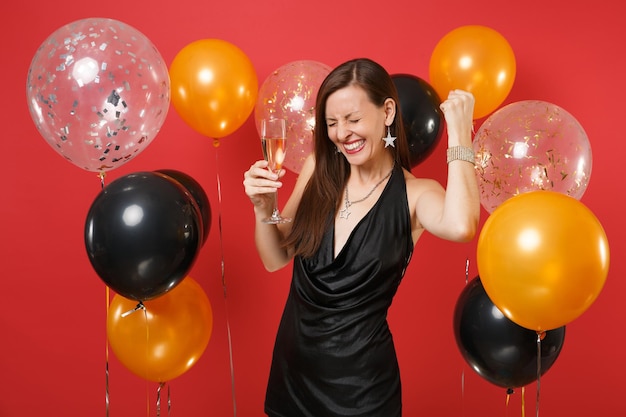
[453,277,566,389]
[84,172,202,301]
[156,169,211,245]
[392,74,443,167]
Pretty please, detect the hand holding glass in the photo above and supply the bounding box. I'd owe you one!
[260,118,291,224]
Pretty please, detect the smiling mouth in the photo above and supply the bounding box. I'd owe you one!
[343,140,365,152]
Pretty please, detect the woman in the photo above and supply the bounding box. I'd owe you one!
[243,58,479,416]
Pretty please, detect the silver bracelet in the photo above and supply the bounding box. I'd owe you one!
[446,146,475,165]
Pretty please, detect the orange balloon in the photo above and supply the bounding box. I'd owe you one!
[429,25,516,119]
[107,276,213,382]
[477,191,609,331]
[169,39,258,138]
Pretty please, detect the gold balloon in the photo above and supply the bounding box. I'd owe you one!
[170,39,258,139]
[477,191,609,331]
[429,25,516,120]
[107,276,213,382]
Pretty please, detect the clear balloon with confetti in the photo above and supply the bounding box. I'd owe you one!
[473,100,592,213]
[26,18,170,173]
[255,60,331,173]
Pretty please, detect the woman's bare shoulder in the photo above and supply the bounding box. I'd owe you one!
[403,168,442,191]
[403,168,444,208]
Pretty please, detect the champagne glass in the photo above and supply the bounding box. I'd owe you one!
[260,118,291,224]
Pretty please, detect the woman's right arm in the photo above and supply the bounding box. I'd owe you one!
[243,155,314,272]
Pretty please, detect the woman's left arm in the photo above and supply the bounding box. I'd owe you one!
[414,90,480,242]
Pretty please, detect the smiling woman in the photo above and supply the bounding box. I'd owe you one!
[244,58,479,417]
[5,0,625,416]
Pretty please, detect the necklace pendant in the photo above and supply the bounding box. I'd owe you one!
[339,165,393,221]
[340,191,352,219]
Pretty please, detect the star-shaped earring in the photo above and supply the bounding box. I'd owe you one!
[382,126,396,148]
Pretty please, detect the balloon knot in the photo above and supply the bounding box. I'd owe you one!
[120,301,145,318]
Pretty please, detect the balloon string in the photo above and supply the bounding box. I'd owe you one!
[536,332,544,417]
[145,381,150,417]
[101,172,109,417]
[505,389,510,417]
[105,286,110,417]
[215,147,237,416]
[167,383,171,416]
[464,258,469,284]
[144,307,150,417]
[521,386,526,417]
[121,301,145,317]
[461,370,465,417]
[156,382,163,417]
[156,382,170,417]
[460,257,469,417]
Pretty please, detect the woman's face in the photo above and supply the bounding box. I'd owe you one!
[325,84,390,165]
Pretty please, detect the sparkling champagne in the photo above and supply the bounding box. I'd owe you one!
[262,136,286,171]
[260,118,291,224]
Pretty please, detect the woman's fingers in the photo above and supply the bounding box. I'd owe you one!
[243,160,284,203]
[440,90,475,114]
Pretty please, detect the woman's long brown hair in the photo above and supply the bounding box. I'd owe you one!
[284,58,411,258]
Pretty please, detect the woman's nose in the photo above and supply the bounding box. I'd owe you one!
[337,121,351,140]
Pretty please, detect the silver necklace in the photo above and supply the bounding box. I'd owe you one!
[339,167,394,220]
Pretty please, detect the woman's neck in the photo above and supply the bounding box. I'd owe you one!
[348,156,395,186]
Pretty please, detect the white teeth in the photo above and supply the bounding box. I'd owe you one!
[344,140,364,151]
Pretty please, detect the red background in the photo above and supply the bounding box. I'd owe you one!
[2,1,624,416]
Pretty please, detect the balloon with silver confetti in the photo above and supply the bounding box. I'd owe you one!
[473,100,592,213]
[26,17,170,173]
[254,60,331,173]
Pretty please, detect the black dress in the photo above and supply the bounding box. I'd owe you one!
[265,165,414,417]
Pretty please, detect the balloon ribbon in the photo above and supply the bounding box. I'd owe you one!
[536,331,544,417]
[156,382,171,416]
[101,173,109,417]
[121,301,145,317]
[215,146,238,415]
[460,258,470,417]
[105,286,110,417]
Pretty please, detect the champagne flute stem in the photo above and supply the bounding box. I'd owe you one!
[271,191,280,220]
